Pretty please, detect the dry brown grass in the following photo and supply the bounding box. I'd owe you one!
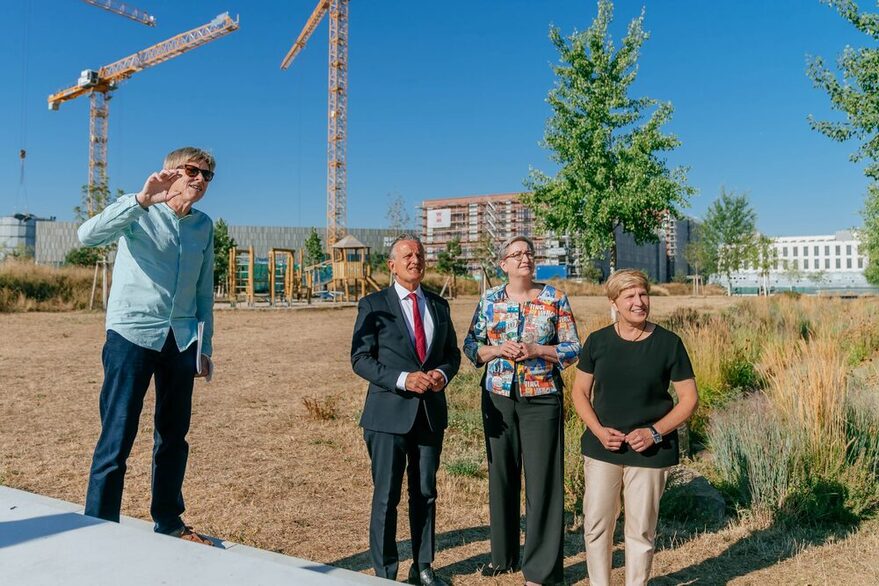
[0,259,97,312]
[1,295,875,584]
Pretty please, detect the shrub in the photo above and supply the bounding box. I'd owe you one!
[64,246,103,267]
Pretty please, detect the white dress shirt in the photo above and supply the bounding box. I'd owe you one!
[393,280,447,391]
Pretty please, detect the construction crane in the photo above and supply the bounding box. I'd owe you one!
[282,0,348,249]
[48,12,239,214]
[80,0,156,27]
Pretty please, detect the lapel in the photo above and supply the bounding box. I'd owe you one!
[385,286,420,364]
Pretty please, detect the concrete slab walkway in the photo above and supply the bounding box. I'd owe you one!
[0,486,389,585]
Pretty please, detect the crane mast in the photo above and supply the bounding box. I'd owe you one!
[282,0,348,249]
[48,13,239,214]
[80,0,156,26]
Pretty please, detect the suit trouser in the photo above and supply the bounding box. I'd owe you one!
[84,330,196,534]
[582,456,669,586]
[363,406,444,580]
[483,386,565,585]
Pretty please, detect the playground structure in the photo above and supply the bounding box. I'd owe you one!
[227,246,312,306]
[328,235,383,302]
[227,239,381,306]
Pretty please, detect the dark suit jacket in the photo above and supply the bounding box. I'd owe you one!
[351,285,461,434]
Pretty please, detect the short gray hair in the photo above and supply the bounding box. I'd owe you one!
[499,235,535,259]
[388,233,423,260]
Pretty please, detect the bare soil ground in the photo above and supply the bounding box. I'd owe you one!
[2,295,877,584]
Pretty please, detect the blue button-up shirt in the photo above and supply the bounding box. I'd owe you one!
[78,194,214,356]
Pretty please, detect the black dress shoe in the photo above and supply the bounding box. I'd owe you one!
[407,564,448,586]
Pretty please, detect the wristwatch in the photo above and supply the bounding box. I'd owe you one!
[647,425,662,444]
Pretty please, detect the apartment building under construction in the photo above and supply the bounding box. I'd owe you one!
[419,193,573,275]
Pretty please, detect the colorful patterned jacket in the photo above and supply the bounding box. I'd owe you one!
[463,283,580,397]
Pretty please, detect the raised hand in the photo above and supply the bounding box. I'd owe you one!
[135,169,183,208]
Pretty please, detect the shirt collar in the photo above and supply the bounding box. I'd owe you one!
[393,279,423,301]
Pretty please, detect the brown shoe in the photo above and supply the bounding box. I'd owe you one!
[171,525,214,546]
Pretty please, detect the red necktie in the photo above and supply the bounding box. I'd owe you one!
[408,292,427,363]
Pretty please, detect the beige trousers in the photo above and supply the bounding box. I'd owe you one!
[582,456,669,586]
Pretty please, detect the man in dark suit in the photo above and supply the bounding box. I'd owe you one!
[351,234,461,586]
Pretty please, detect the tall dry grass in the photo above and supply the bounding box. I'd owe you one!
[0,260,97,312]
[707,297,879,524]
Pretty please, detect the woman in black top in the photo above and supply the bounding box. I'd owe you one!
[571,269,698,586]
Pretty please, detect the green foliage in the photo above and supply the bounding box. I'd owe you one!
[369,252,388,272]
[64,247,102,267]
[808,0,879,284]
[436,237,467,277]
[523,0,694,270]
[213,218,236,288]
[697,188,758,291]
[304,228,325,267]
[444,456,484,478]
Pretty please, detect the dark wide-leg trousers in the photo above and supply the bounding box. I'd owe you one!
[363,406,444,581]
[483,385,565,584]
[84,329,197,534]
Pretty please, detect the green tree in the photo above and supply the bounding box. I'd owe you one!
[304,227,325,267]
[72,180,122,265]
[699,189,758,294]
[436,237,468,297]
[64,246,102,267]
[808,0,879,283]
[473,232,497,278]
[523,0,694,271]
[213,218,236,288]
[751,234,777,296]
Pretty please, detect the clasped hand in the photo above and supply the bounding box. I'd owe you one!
[598,427,656,453]
[496,340,539,362]
[405,370,446,394]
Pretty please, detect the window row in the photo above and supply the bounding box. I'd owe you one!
[778,244,857,257]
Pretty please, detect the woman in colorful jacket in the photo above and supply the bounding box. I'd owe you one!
[463,236,580,586]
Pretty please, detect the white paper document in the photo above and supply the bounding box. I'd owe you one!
[196,321,205,373]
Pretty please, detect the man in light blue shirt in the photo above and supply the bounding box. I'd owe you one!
[80,146,216,546]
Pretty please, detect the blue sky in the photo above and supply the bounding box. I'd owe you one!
[0,0,873,236]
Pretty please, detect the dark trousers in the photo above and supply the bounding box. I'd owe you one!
[84,330,196,534]
[363,406,444,580]
[483,385,565,584]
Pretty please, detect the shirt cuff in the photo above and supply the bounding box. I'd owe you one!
[396,371,409,391]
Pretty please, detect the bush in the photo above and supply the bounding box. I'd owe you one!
[64,247,103,267]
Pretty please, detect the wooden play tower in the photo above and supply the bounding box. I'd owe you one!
[329,234,382,301]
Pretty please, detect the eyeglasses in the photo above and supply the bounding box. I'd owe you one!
[503,250,534,262]
[178,164,215,182]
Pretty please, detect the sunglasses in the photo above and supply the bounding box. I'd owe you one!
[178,164,215,182]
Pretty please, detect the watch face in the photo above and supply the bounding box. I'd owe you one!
[650,427,662,444]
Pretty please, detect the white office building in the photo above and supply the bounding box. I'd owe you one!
[726,230,873,293]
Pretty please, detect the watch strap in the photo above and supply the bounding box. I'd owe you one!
[648,425,662,444]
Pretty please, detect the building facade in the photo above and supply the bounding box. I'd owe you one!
[35,222,399,266]
[725,230,872,293]
[419,193,573,275]
[420,192,697,282]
